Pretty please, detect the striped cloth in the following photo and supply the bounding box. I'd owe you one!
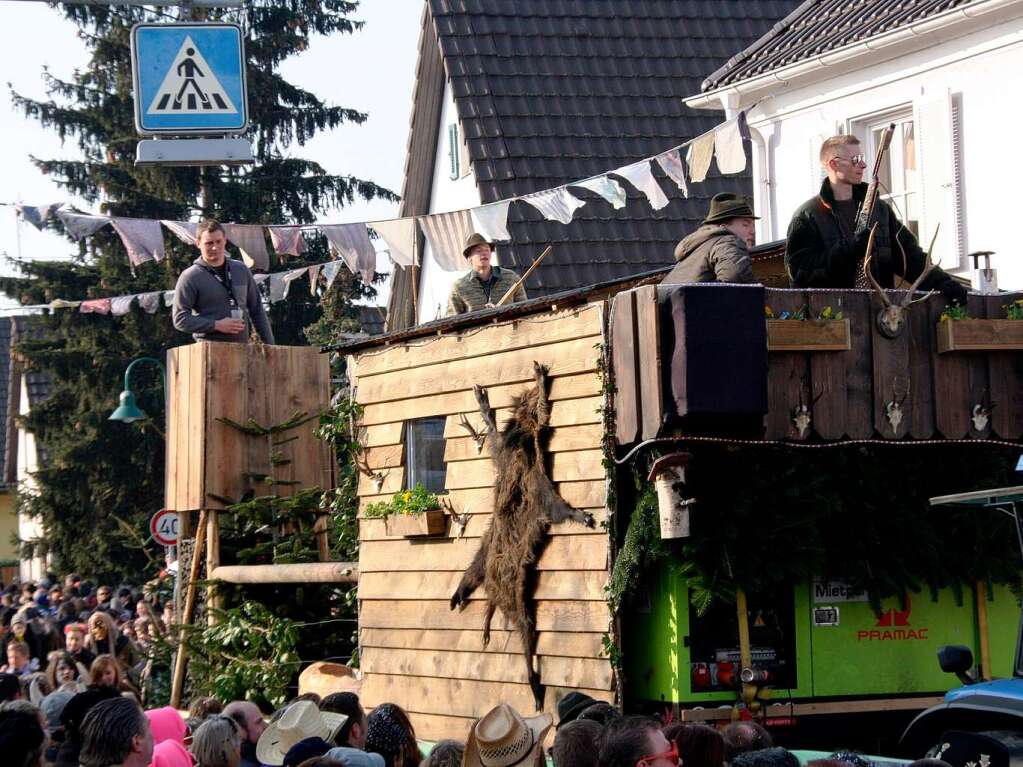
[418,209,472,272]
[320,223,376,284]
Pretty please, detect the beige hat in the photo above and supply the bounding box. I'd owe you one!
[463,703,552,767]
[256,700,348,766]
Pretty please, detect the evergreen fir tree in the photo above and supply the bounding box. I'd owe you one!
[2,1,393,579]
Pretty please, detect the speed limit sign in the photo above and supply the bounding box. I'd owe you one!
[150,509,179,546]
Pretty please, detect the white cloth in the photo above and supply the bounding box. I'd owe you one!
[268,273,288,303]
[656,149,689,195]
[714,117,747,174]
[282,267,309,299]
[571,176,627,209]
[16,203,61,230]
[613,160,669,210]
[161,220,198,245]
[110,295,135,316]
[110,217,166,267]
[57,211,110,240]
[307,264,321,295]
[268,226,308,257]
[321,260,344,291]
[686,131,716,183]
[320,224,376,283]
[417,209,472,272]
[469,200,512,241]
[223,224,270,271]
[162,290,175,305]
[368,217,416,267]
[520,187,586,225]
[136,292,162,314]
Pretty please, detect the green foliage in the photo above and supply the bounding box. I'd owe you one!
[5,2,393,579]
[183,600,299,710]
[1005,298,1023,320]
[940,304,972,321]
[364,485,440,519]
[314,398,363,562]
[613,444,1022,615]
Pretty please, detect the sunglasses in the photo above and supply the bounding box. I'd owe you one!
[833,154,866,166]
[638,741,682,767]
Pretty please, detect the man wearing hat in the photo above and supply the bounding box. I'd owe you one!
[464,703,552,767]
[256,700,348,766]
[446,233,528,316]
[662,193,758,284]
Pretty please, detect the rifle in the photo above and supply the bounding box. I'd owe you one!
[496,245,553,307]
[854,123,895,235]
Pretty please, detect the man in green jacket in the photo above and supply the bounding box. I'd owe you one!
[446,232,527,315]
[662,192,758,284]
[785,134,967,303]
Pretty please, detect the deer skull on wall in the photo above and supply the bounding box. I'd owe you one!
[864,223,940,339]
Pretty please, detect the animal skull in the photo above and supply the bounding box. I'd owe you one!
[792,406,812,439]
[972,404,991,432]
[885,400,904,432]
[864,223,940,339]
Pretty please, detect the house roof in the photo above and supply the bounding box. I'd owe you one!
[701,0,978,92]
[386,0,801,330]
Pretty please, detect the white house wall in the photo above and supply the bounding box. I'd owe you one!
[416,79,484,322]
[17,376,45,582]
[745,17,1023,289]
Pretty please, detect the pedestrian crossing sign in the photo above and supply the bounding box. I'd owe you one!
[131,22,248,135]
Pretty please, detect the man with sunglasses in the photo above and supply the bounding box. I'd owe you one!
[784,134,967,304]
[597,716,681,767]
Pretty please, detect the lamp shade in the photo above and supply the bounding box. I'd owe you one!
[108,390,148,423]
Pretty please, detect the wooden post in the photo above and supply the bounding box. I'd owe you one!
[206,510,222,624]
[976,579,992,680]
[735,588,757,708]
[170,508,208,710]
[314,513,330,562]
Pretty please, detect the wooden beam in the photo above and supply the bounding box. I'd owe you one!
[209,562,359,584]
[170,508,208,710]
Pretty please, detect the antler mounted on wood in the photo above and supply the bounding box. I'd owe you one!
[457,412,487,455]
[354,452,388,494]
[864,223,940,339]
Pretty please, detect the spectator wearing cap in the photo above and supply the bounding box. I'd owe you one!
[662,193,758,285]
[446,233,527,316]
[556,692,598,729]
[365,702,423,767]
[256,700,347,767]
[0,699,48,767]
[464,703,552,767]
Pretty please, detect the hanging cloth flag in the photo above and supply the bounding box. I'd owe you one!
[80,298,112,315]
[110,295,135,316]
[570,176,628,209]
[320,223,376,283]
[57,211,110,240]
[137,292,162,314]
[161,220,198,245]
[656,148,689,196]
[253,273,270,287]
[469,200,512,241]
[307,264,321,296]
[282,267,309,299]
[320,260,344,291]
[521,187,586,225]
[267,273,288,303]
[686,131,716,184]
[714,116,747,175]
[613,160,670,210]
[268,225,308,257]
[417,209,472,272]
[110,218,166,267]
[223,224,270,271]
[368,218,416,267]
[15,203,62,230]
[162,290,175,306]
[48,299,81,310]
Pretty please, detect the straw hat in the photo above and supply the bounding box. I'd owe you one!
[256,700,348,766]
[463,703,552,767]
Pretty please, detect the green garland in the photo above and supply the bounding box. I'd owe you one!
[611,443,1023,614]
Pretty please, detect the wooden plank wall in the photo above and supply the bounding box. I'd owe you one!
[166,343,333,511]
[352,304,614,742]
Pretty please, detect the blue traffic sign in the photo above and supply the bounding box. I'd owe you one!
[131,23,248,135]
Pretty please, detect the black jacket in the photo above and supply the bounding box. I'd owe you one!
[785,179,958,292]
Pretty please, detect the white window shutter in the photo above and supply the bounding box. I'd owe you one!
[459,128,472,179]
[915,91,964,270]
[809,136,826,197]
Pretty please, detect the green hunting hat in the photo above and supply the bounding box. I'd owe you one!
[703,193,759,225]
[462,232,494,258]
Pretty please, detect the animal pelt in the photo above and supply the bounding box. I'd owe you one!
[449,362,594,709]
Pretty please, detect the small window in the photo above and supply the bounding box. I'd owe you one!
[448,123,460,180]
[857,111,919,237]
[406,417,447,493]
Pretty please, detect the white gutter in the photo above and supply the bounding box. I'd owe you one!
[685,0,1023,110]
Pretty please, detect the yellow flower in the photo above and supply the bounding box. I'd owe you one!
[402,491,412,503]
[764,305,774,318]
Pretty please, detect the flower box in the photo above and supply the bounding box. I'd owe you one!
[766,319,851,352]
[936,319,1023,353]
[383,509,447,537]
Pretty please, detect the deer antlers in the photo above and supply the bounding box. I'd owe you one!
[863,223,940,338]
[457,412,487,454]
[354,451,388,494]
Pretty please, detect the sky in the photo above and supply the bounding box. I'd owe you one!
[0,0,424,308]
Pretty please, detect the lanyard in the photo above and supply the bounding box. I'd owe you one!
[201,262,238,308]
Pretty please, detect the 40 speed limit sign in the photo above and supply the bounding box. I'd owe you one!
[150,509,180,546]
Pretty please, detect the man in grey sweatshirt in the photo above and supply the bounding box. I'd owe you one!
[172,219,275,344]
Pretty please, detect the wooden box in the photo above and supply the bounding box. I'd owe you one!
[383,510,447,537]
[165,342,333,511]
[936,319,1023,353]
[767,319,851,351]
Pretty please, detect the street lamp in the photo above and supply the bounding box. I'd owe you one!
[109,356,167,423]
